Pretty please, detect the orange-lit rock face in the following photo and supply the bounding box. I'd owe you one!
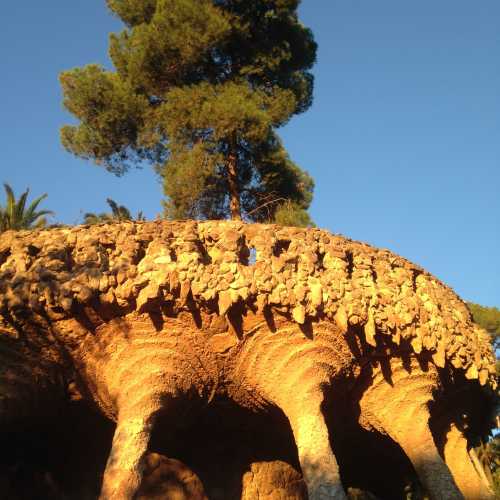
[0,221,496,499]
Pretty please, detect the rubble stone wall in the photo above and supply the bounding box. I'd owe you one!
[0,221,496,499]
[0,220,495,383]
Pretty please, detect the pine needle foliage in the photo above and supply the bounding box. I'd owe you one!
[0,183,53,232]
[469,303,500,349]
[60,0,317,225]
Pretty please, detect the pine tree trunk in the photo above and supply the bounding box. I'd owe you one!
[227,151,241,220]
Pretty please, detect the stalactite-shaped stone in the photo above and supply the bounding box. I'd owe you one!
[179,280,191,306]
[309,280,322,308]
[411,336,423,354]
[465,364,479,380]
[0,220,496,394]
[479,369,489,386]
[334,305,348,333]
[432,345,446,368]
[364,312,377,347]
[292,305,306,325]
[218,290,232,317]
[136,283,160,313]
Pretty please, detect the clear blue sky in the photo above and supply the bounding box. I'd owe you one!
[1,1,499,307]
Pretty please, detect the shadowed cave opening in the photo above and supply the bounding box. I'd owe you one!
[323,390,423,500]
[0,400,114,500]
[150,397,423,499]
[0,394,428,499]
[148,400,302,499]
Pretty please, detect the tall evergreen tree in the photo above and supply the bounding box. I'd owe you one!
[60,0,316,225]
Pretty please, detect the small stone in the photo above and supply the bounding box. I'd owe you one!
[208,332,238,354]
[432,345,446,368]
[295,284,307,302]
[98,275,109,292]
[218,279,230,291]
[116,270,127,285]
[465,364,479,380]
[309,281,322,308]
[179,280,191,305]
[292,304,306,325]
[202,289,216,301]
[479,369,489,386]
[136,283,160,313]
[169,271,179,292]
[256,294,268,312]
[411,337,423,354]
[392,330,401,345]
[238,287,249,301]
[60,297,73,312]
[364,313,377,347]
[334,305,348,333]
[218,290,232,316]
[76,286,93,303]
[100,288,116,306]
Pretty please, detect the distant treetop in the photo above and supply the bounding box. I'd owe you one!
[469,302,500,350]
[469,303,500,335]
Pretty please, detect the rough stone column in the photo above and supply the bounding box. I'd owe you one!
[394,415,464,500]
[233,323,350,500]
[85,313,213,500]
[359,361,463,500]
[285,397,347,500]
[443,424,494,500]
[99,411,156,500]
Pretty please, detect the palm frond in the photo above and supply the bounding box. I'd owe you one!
[15,189,30,227]
[3,184,16,225]
[106,198,132,221]
[106,198,120,218]
[24,194,53,227]
[26,193,49,213]
[1,183,54,230]
[118,205,132,220]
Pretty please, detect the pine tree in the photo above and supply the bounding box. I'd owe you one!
[60,0,316,225]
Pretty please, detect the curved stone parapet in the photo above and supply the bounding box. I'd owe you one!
[0,221,495,386]
[0,221,496,499]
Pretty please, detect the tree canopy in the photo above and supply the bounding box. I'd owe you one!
[0,183,53,231]
[469,302,500,350]
[60,0,316,225]
[467,303,500,495]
